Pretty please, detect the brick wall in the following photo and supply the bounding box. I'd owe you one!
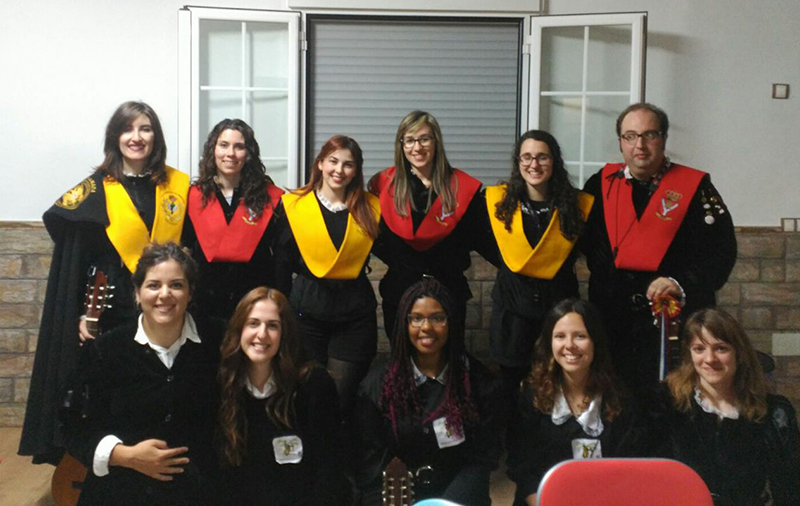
[1,223,798,426]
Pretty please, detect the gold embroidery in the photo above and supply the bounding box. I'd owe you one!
[55,178,96,210]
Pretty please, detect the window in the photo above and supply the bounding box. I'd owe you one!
[178,7,301,187]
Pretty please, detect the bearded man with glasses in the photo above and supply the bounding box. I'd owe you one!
[580,103,737,392]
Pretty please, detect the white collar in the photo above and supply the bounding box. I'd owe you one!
[694,388,739,420]
[133,313,201,348]
[315,189,348,212]
[551,389,605,437]
[623,158,672,181]
[411,359,449,387]
[246,375,278,399]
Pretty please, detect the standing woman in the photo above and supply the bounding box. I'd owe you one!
[183,119,284,320]
[487,130,594,393]
[355,278,505,505]
[20,101,189,465]
[275,135,380,413]
[369,110,497,337]
[659,308,800,505]
[217,287,351,505]
[507,299,647,506]
[64,243,221,505]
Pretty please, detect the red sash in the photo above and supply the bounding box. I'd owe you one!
[601,163,705,271]
[372,167,481,251]
[188,183,284,263]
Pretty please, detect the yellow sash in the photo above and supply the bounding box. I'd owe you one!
[282,192,380,279]
[486,185,594,279]
[104,166,189,272]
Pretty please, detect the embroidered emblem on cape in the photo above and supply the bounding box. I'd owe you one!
[656,190,682,221]
[161,192,185,224]
[242,207,259,225]
[571,438,602,459]
[55,178,96,210]
[435,203,457,226]
[272,435,303,464]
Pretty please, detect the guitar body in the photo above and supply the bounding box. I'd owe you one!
[51,453,87,506]
[51,267,111,506]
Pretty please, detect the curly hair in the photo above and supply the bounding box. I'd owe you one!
[373,111,456,218]
[293,135,378,239]
[380,278,478,438]
[217,287,309,467]
[494,130,585,239]
[526,298,624,421]
[95,101,168,185]
[195,119,274,219]
[666,308,768,422]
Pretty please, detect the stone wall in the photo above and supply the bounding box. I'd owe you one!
[1,223,798,427]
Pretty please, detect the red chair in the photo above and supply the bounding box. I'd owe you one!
[536,458,713,506]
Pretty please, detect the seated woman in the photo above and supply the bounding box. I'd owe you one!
[64,243,221,506]
[507,298,648,506]
[355,278,505,506]
[216,287,351,505]
[658,308,800,505]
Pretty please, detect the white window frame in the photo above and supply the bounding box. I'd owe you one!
[526,13,647,185]
[178,7,301,186]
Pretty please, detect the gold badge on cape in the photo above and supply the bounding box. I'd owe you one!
[161,192,185,224]
[656,189,683,221]
[55,178,96,210]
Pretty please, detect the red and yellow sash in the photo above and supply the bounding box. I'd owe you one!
[372,167,481,251]
[282,192,380,279]
[104,166,189,272]
[601,163,705,272]
[188,183,284,263]
[486,185,593,279]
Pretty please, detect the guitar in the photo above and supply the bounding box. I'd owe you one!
[51,267,112,506]
[382,457,414,506]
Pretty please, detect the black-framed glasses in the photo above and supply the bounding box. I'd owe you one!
[407,313,448,328]
[517,153,552,167]
[619,130,663,144]
[401,135,434,148]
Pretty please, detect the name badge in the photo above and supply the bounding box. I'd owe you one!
[432,417,465,449]
[571,438,602,459]
[272,435,303,464]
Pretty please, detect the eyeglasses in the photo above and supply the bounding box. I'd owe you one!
[407,313,448,328]
[619,130,663,144]
[401,135,434,148]
[517,153,552,167]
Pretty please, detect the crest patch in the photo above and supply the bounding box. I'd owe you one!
[55,178,96,210]
[161,192,185,224]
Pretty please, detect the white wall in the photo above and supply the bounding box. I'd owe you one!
[1,0,798,225]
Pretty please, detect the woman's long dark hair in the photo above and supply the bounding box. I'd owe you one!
[196,119,274,218]
[217,287,308,467]
[95,101,168,184]
[527,298,624,421]
[380,278,478,437]
[494,130,585,239]
[294,135,378,239]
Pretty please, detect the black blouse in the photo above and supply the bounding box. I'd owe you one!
[219,367,351,505]
[355,357,505,505]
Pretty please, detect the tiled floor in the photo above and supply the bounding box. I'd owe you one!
[0,428,516,505]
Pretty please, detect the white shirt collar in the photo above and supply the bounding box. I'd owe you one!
[694,388,739,420]
[246,375,278,399]
[551,389,605,437]
[133,313,201,369]
[411,359,449,387]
